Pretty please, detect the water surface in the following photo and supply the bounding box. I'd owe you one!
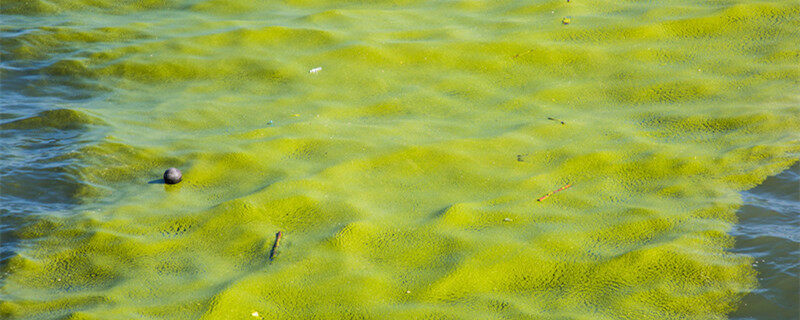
[1,1,798,319]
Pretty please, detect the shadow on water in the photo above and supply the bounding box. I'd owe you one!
[148,178,166,184]
[730,162,800,320]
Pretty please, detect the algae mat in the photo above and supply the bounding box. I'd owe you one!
[1,0,799,319]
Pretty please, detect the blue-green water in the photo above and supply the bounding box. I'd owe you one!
[730,163,799,320]
[1,1,799,319]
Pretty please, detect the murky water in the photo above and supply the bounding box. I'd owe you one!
[1,1,798,319]
[731,163,799,320]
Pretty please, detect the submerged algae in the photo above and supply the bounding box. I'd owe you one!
[1,0,799,319]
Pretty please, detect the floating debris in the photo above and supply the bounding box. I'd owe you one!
[537,183,572,202]
[517,154,529,162]
[503,218,512,222]
[513,49,534,59]
[562,17,571,25]
[251,311,261,318]
[163,167,182,185]
[266,120,273,126]
[309,67,322,74]
[269,231,283,261]
[547,117,566,125]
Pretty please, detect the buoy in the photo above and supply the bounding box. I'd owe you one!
[164,168,182,184]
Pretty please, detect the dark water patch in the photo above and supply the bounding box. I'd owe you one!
[0,108,100,207]
[731,162,799,320]
[0,68,103,101]
[1,19,148,98]
[0,115,95,270]
[1,0,179,15]
[0,24,107,281]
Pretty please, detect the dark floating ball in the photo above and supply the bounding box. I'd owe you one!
[163,167,182,185]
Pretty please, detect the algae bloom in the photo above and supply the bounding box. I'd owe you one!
[0,0,798,319]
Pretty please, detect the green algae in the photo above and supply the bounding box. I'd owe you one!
[1,0,799,319]
[0,109,103,131]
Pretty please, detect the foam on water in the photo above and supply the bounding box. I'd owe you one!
[1,1,798,319]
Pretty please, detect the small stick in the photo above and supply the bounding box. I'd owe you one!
[513,49,534,59]
[537,183,572,202]
[547,117,565,125]
[269,231,283,261]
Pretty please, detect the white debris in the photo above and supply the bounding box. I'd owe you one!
[251,311,260,317]
[309,67,322,74]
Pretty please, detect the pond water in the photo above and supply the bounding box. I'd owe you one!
[1,1,798,319]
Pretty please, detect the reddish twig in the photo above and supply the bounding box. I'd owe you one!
[537,184,572,202]
[513,49,534,59]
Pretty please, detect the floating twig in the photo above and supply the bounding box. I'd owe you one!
[513,49,534,59]
[269,231,283,261]
[547,117,566,125]
[537,183,572,202]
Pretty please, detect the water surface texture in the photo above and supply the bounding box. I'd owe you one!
[731,163,799,320]
[1,1,799,319]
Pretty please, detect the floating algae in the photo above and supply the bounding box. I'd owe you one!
[1,0,799,319]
